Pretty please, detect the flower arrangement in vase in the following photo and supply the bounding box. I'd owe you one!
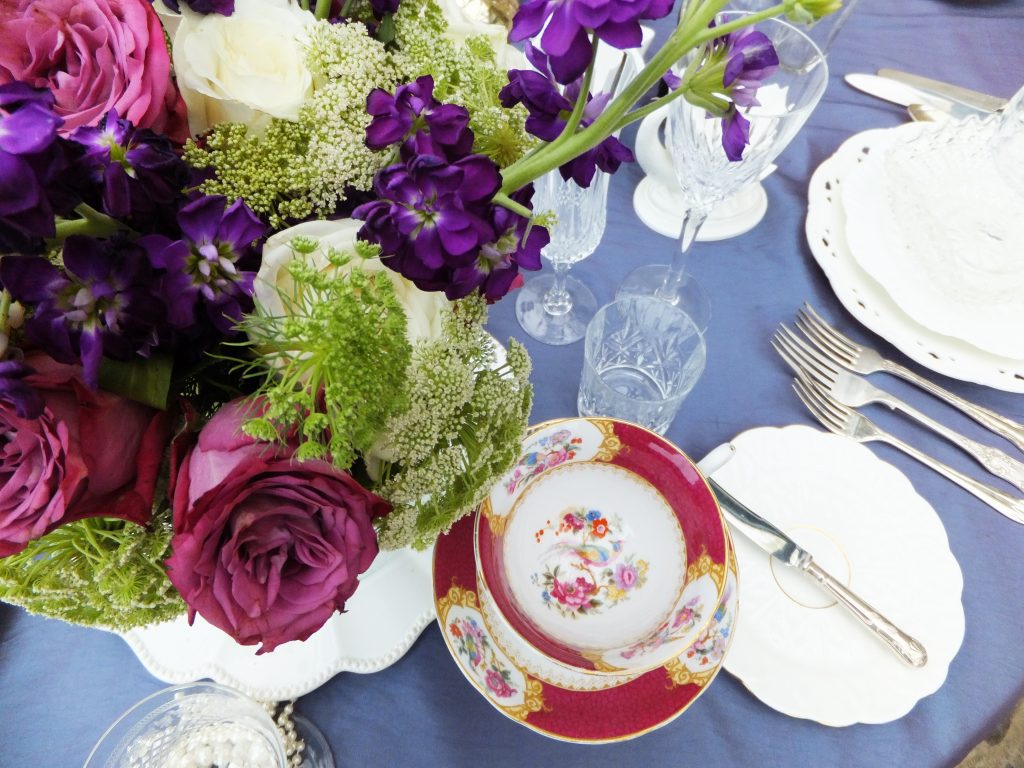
[0,0,839,653]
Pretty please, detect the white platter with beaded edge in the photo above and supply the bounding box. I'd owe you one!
[120,336,509,698]
[120,545,435,700]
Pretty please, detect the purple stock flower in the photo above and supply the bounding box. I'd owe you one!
[0,237,167,388]
[451,186,548,301]
[0,82,84,253]
[354,154,500,296]
[70,110,189,230]
[0,359,43,420]
[510,0,673,84]
[141,195,265,335]
[368,0,400,17]
[721,107,751,162]
[722,28,779,107]
[160,0,235,14]
[365,76,473,161]
[501,52,634,187]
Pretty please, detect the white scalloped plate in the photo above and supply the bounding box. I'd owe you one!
[712,425,964,727]
[842,117,1024,359]
[120,545,435,701]
[806,124,1024,392]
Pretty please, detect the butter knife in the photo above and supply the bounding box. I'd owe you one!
[708,477,929,668]
[844,73,983,120]
[876,68,1007,113]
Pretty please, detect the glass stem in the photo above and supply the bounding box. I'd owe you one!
[656,205,710,302]
[543,261,574,316]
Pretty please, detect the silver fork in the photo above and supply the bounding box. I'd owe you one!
[796,304,1024,454]
[773,325,1024,492]
[792,373,1024,525]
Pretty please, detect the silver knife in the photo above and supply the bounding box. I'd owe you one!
[708,477,929,668]
[876,68,1007,113]
[845,73,984,120]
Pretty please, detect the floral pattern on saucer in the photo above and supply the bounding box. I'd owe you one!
[531,506,648,618]
[437,585,545,722]
[665,564,738,688]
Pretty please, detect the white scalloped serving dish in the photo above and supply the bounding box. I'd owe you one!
[120,546,435,701]
[806,124,1024,392]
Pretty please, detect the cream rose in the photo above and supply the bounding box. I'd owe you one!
[171,0,315,136]
[436,0,527,70]
[255,219,448,346]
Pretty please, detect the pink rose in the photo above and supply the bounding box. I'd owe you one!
[484,668,516,698]
[549,576,596,609]
[0,353,171,557]
[0,0,189,142]
[166,399,389,653]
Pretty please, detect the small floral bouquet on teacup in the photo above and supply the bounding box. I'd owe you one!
[0,0,839,652]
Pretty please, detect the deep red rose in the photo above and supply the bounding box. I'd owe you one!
[166,399,389,654]
[0,352,172,557]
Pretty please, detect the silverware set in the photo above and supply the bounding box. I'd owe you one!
[777,304,1024,526]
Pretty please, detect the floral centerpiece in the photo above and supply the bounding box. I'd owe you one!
[0,0,838,653]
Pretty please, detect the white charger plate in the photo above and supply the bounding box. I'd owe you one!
[709,425,964,727]
[806,125,1024,392]
[120,545,435,701]
[842,118,1024,359]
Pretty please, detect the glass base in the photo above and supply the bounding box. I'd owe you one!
[515,273,597,345]
[294,715,334,768]
[615,265,711,334]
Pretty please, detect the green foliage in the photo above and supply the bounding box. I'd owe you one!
[372,295,533,550]
[0,507,184,631]
[239,241,412,469]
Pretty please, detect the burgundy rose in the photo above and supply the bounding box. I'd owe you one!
[0,0,189,143]
[0,352,172,557]
[166,399,389,653]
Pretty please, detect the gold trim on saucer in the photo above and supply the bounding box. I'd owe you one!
[580,652,627,674]
[663,659,717,689]
[479,498,508,536]
[592,418,624,461]
[437,585,545,722]
[687,550,728,592]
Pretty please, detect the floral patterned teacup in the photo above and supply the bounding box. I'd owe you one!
[475,417,730,676]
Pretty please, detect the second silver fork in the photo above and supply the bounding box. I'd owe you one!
[773,324,1024,493]
[792,373,1024,526]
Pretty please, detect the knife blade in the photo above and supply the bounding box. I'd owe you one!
[845,73,983,120]
[708,476,929,668]
[877,68,1007,113]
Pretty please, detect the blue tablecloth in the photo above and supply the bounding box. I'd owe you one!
[3,1,1024,765]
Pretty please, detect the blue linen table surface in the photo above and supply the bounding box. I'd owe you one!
[2,1,1024,765]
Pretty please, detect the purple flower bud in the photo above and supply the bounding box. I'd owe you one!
[160,0,235,14]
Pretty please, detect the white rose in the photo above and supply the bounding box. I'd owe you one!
[171,0,315,136]
[435,0,527,70]
[255,219,449,347]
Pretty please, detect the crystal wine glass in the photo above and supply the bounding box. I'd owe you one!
[617,12,829,332]
[515,168,610,345]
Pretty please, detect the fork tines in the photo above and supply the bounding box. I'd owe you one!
[795,303,858,366]
[772,324,841,383]
[792,372,848,435]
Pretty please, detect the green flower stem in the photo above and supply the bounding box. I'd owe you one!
[0,290,10,335]
[314,0,332,19]
[53,203,127,240]
[560,36,599,138]
[498,0,796,196]
[492,191,534,219]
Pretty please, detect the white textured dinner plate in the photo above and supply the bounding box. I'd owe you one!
[711,425,964,727]
[121,545,435,701]
[806,125,1024,392]
[841,117,1024,359]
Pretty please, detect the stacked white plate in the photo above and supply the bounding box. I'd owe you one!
[805,115,1024,392]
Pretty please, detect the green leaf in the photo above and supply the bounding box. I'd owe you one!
[377,13,396,44]
[98,353,174,410]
